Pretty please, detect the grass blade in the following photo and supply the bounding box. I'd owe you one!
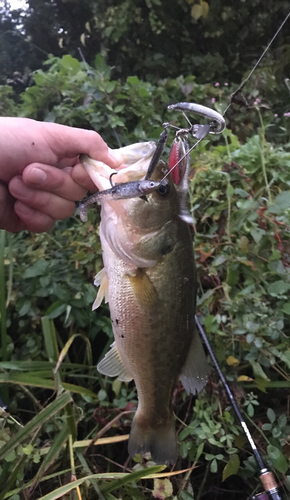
[41,316,59,363]
[0,373,98,398]
[38,467,165,500]
[33,426,69,485]
[76,451,107,500]
[100,465,166,494]
[0,391,72,461]
[41,316,63,394]
[0,360,89,371]
[54,333,93,374]
[3,467,77,499]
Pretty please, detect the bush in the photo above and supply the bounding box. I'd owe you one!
[0,54,289,499]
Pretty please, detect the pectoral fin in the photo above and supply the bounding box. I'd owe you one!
[92,268,109,310]
[180,332,209,395]
[127,269,159,308]
[97,342,133,382]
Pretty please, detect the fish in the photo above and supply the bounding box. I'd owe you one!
[80,140,209,465]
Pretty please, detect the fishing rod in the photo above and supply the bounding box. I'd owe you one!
[195,316,283,500]
[161,13,290,500]
[189,14,290,500]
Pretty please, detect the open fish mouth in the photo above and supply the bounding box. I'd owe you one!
[79,141,157,192]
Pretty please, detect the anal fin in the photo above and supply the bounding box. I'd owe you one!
[97,342,133,382]
[180,332,209,395]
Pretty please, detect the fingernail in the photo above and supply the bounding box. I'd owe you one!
[63,166,73,174]
[29,167,47,185]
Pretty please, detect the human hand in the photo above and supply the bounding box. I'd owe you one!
[0,117,121,232]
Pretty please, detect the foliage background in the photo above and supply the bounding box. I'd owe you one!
[0,1,290,499]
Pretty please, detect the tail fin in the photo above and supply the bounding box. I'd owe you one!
[128,413,178,465]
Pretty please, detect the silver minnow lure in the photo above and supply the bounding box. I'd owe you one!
[79,179,166,222]
[168,102,226,134]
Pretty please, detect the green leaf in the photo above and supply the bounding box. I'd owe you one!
[226,183,235,199]
[278,414,287,428]
[268,280,290,297]
[268,191,290,214]
[267,445,288,474]
[195,442,204,461]
[210,458,218,473]
[45,301,67,319]
[18,299,32,317]
[60,55,80,74]
[127,76,140,86]
[251,227,265,243]
[250,361,270,381]
[282,303,290,315]
[98,389,107,401]
[222,454,240,481]
[22,260,49,278]
[22,444,34,456]
[212,254,228,267]
[267,408,276,424]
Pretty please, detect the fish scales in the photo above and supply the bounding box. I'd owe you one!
[80,144,208,465]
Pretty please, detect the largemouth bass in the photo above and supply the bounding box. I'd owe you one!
[80,141,208,465]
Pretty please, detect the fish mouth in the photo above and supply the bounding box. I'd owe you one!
[80,141,159,192]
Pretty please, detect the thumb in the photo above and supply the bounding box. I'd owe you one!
[48,123,123,168]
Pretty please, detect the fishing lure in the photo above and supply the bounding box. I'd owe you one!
[79,179,166,222]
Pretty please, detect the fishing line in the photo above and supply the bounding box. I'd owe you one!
[160,134,207,183]
[223,11,290,117]
[161,11,290,183]
[193,18,290,498]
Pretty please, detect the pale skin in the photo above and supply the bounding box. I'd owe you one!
[0,117,122,233]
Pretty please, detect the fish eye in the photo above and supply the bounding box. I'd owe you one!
[157,183,169,196]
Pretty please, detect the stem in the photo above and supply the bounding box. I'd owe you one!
[6,233,13,307]
[257,107,272,204]
[244,412,271,446]
[224,134,231,163]
[69,433,82,500]
[196,461,210,500]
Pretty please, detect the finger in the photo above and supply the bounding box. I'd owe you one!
[71,162,98,191]
[47,123,123,168]
[0,183,26,232]
[22,163,87,200]
[14,201,55,233]
[9,176,77,220]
